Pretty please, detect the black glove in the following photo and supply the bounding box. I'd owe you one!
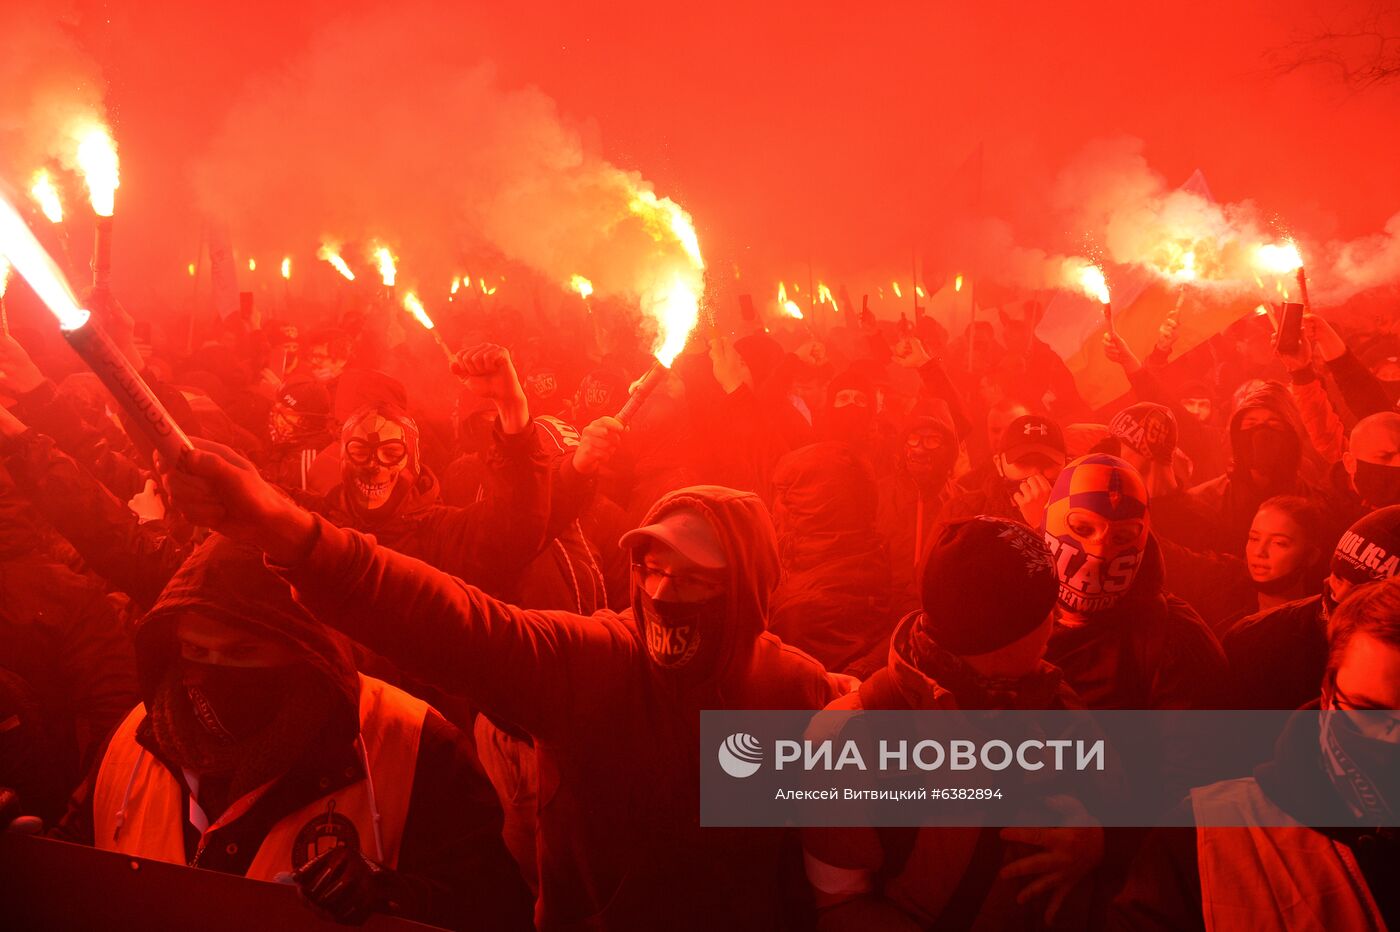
[293,845,394,925]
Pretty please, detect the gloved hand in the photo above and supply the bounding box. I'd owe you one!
[293,845,394,925]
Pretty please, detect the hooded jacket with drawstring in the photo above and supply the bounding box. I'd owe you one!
[1186,381,1338,554]
[267,485,846,931]
[60,535,532,932]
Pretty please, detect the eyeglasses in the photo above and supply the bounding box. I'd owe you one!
[344,438,408,468]
[1329,677,1400,741]
[631,562,726,601]
[906,433,945,450]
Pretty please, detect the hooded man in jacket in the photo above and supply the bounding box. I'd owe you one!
[64,534,532,930]
[160,439,847,931]
[1186,380,1334,554]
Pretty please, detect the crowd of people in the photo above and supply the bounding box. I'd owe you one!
[0,280,1397,930]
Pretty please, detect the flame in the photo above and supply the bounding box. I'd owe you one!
[317,243,355,281]
[29,170,63,224]
[0,256,10,297]
[1255,305,1270,317]
[954,274,964,293]
[791,282,801,294]
[1173,250,1197,283]
[626,187,705,366]
[1066,259,1111,304]
[187,263,195,277]
[281,257,291,280]
[402,292,435,330]
[74,124,120,217]
[450,276,461,295]
[247,258,256,272]
[1254,241,1303,275]
[892,281,903,298]
[777,282,804,319]
[0,191,88,330]
[570,274,594,299]
[372,246,397,287]
[817,282,838,311]
[479,278,498,296]
[916,285,926,298]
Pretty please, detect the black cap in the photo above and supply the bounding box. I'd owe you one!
[999,414,1066,464]
[917,516,1058,655]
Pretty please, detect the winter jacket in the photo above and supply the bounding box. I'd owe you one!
[874,418,960,620]
[768,442,896,676]
[1045,535,1229,811]
[62,535,532,931]
[1110,707,1400,931]
[1221,595,1326,713]
[268,486,845,930]
[802,612,1102,931]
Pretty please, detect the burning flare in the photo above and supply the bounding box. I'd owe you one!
[29,170,63,224]
[402,292,436,330]
[450,276,462,295]
[817,282,838,311]
[778,282,804,320]
[74,125,120,217]
[571,274,594,299]
[281,257,292,280]
[1254,241,1304,275]
[479,278,497,296]
[247,258,257,272]
[626,188,705,367]
[1065,259,1111,304]
[187,263,195,277]
[317,243,355,281]
[0,191,88,330]
[0,256,10,297]
[373,245,397,287]
[892,281,903,299]
[954,274,964,293]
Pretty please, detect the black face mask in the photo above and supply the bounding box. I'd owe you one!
[1238,424,1301,481]
[181,660,298,743]
[1320,700,1400,821]
[638,591,727,673]
[1353,460,1400,509]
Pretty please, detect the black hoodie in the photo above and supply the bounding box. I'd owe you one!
[62,535,532,931]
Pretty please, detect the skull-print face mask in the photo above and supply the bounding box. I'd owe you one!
[1041,454,1150,617]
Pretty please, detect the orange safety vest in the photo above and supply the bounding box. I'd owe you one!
[1192,777,1388,932]
[93,673,425,879]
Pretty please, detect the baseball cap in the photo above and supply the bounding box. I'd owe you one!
[1109,402,1178,464]
[999,414,1066,464]
[619,507,728,570]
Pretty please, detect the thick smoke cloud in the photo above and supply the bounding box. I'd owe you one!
[194,2,701,354]
[0,2,106,183]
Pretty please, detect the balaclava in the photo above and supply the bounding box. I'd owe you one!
[267,380,332,447]
[1042,454,1150,617]
[340,403,421,520]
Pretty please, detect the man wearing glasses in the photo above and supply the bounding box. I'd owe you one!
[1113,575,1400,930]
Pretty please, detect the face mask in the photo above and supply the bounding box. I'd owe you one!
[906,437,955,482]
[1319,698,1400,821]
[638,590,726,672]
[1238,424,1301,480]
[181,660,297,743]
[1353,460,1400,510]
[1042,455,1150,616]
[341,410,419,517]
